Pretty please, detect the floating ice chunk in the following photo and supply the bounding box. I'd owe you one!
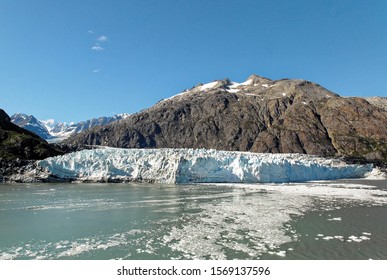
[348,235,364,242]
[327,217,342,221]
[322,236,335,240]
[365,168,387,179]
[362,232,372,236]
[276,251,286,257]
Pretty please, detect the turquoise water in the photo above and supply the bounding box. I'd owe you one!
[0,180,386,260]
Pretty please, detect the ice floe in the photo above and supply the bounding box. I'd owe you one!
[327,217,342,221]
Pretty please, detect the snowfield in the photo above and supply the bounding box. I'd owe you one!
[35,148,375,183]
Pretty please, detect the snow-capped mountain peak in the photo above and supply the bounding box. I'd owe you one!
[11,113,51,139]
[159,75,279,103]
[41,119,56,131]
[115,113,131,119]
[11,113,130,142]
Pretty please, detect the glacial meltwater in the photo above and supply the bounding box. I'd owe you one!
[1,180,386,260]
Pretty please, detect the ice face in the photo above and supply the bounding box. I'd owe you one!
[36,148,374,183]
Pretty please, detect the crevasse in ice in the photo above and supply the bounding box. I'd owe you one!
[36,147,373,183]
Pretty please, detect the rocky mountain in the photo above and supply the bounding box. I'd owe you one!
[11,113,130,142]
[0,109,62,160]
[10,113,51,139]
[65,75,387,163]
[365,97,387,111]
[62,114,130,134]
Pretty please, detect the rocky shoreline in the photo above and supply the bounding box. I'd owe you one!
[0,158,34,182]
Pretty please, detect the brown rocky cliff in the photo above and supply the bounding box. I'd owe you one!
[318,98,387,160]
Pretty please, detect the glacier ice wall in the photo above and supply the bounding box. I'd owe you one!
[35,148,373,183]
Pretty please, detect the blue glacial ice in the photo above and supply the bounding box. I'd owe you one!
[35,147,374,183]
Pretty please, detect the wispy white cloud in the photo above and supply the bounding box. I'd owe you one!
[97,35,108,42]
[91,44,104,51]
[90,33,109,51]
[92,69,101,73]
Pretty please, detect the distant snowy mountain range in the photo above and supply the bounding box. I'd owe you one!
[11,113,130,142]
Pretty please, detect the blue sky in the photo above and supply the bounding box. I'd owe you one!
[1,0,386,123]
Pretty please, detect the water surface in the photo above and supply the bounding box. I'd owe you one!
[0,180,386,259]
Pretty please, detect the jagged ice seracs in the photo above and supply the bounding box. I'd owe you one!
[36,148,374,183]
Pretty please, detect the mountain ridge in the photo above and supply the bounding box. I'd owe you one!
[11,113,130,142]
[0,109,62,161]
[65,75,387,163]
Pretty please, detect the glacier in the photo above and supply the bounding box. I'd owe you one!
[34,147,374,183]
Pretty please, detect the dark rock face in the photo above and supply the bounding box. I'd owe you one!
[66,75,387,162]
[0,109,62,160]
[0,158,34,181]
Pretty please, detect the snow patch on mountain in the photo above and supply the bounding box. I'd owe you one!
[160,75,280,103]
[199,81,218,91]
[35,148,374,183]
[41,119,56,131]
[240,79,253,86]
